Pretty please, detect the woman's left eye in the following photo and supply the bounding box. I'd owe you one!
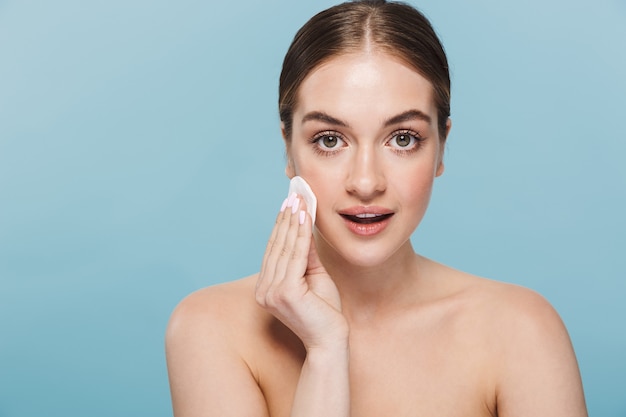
[388,132,421,150]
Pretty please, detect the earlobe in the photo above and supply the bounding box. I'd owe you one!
[285,160,295,179]
[436,161,445,177]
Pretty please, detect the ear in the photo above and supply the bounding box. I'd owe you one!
[285,158,296,179]
[435,118,452,177]
[281,122,296,179]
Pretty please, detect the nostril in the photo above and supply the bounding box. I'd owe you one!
[345,150,386,197]
[345,176,386,198]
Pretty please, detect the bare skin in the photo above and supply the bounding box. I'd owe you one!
[166,263,586,416]
[166,50,587,416]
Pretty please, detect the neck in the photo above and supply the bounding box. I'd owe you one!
[314,234,425,322]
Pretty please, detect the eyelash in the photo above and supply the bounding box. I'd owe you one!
[309,131,345,156]
[309,129,425,156]
[387,129,425,155]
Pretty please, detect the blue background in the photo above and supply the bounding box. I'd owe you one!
[1,0,624,416]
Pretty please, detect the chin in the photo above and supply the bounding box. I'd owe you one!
[315,230,410,270]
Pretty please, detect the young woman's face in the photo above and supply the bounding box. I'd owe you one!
[285,51,448,268]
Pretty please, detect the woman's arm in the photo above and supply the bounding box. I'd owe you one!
[165,289,270,417]
[166,194,350,417]
[256,194,351,417]
[495,289,587,416]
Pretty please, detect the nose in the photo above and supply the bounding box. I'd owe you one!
[345,144,386,200]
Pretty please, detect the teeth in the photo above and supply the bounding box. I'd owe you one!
[356,213,380,218]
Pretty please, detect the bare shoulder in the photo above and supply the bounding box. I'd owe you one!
[166,274,272,416]
[472,274,559,320]
[167,274,260,334]
[463,271,570,347]
[427,259,568,337]
[165,274,269,370]
[430,261,587,416]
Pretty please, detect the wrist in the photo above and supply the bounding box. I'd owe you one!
[305,335,350,361]
[303,345,350,382]
[303,320,350,354]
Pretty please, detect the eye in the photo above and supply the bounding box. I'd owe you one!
[394,134,413,147]
[311,131,346,153]
[387,130,422,151]
[319,134,341,149]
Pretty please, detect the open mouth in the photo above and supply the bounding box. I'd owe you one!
[340,213,394,224]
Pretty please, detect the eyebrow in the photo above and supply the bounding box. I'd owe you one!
[300,109,431,128]
[301,111,349,127]
[383,109,432,127]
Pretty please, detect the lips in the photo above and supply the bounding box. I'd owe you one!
[338,206,394,236]
[340,213,394,224]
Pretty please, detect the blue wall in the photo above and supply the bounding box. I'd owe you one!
[1,0,624,415]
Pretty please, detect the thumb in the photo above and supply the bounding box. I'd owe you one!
[305,235,342,311]
[306,235,327,276]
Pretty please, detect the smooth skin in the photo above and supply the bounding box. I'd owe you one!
[166,50,588,417]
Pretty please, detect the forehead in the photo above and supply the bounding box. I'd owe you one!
[293,51,436,124]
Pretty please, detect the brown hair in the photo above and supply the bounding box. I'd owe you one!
[279,0,450,140]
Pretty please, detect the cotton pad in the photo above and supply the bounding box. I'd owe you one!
[288,176,317,224]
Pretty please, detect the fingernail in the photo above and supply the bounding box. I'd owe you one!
[291,197,300,213]
[280,197,288,212]
[299,210,305,225]
[286,192,297,208]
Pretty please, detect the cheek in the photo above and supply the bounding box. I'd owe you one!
[396,163,437,207]
[295,171,334,206]
[405,180,434,209]
[290,148,345,184]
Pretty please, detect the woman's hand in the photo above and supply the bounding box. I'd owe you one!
[257,193,351,416]
[256,193,349,350]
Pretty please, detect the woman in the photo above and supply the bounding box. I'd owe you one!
[166,1,588,416]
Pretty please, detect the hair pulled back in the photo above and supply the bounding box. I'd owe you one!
[279,0,450,140]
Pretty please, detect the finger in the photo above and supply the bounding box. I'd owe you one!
[257,194,296,297]
[280,206,312,292]
[270,196,305,290]
[263,204,313,317]
[264,196,289,254]
[259,195,311,312]
[257,192,305,304]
